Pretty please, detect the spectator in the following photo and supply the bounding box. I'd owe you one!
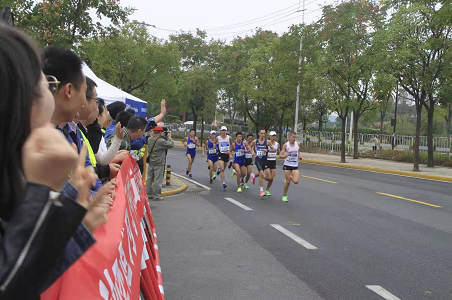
[42,46,103,191]
[371,135,379,152]
[107,115,147,151]
[88,98,128,165]
[116,110,133,128]
[0,26,98,299]
[126,108,136,115]
[146,125,174,201]
[105,101,126,140]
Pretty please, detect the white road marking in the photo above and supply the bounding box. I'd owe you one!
[224,198,253,211]
[270,224,317,250]
[172,172,211,190]
[366,285,401,300]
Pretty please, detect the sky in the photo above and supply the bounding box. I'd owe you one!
[118,0,335,43]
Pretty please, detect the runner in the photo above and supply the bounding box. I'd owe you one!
[250,128,271,198]
[202,130,218,184]
[264,131,280,196]
[243,133,254,189]
[231,132,251,193]
[182,129,199,178]
[216,126,233,189]
[280,131,303,202]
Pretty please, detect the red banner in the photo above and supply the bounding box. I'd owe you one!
[42,156,147,300]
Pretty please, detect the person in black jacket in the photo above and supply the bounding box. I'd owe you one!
[0,26,100,299]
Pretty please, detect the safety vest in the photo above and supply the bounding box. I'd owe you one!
[79,130,97,167]
[101,128,106,135]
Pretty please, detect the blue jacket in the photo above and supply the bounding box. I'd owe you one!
[105,121,145,150]
[104,121,116,141]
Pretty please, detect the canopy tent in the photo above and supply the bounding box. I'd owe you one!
[82,63,148,117]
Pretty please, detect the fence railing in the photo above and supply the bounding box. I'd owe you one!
[299,131,452,155]
[165,123,250,137]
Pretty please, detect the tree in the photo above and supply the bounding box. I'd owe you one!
[4,0,133,47]
[380,0,452,170]
[80,22,180,117]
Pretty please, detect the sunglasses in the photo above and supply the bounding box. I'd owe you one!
[46,75,60,96]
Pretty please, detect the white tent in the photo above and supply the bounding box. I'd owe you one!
[82,63,148,117]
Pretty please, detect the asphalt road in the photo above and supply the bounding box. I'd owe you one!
[151,147,452,300]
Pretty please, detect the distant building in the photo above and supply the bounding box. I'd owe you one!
[0,6,15,26]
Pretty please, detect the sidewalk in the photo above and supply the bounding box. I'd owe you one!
[144,169,187,197]
[172,140,452,181]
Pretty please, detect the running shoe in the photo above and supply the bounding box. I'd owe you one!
[217,168,221,175]
[282,195,289,202]
[213,173,217,180]
[228,161,233,169]
[223,183,227,189]
[189,173,192,178]
[237,187,242,193]
[210,178,213,184]
[231,170,236,178]
[251,173,256,185]
[243,183,250,189]
[265,191,271,196]
[260,190,265,198]
[186,169,189,175]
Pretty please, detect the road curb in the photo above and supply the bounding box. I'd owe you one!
[301,159,452,182]
[161,176,187,196]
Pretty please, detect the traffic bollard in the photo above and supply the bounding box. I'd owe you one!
[166,165,171,186]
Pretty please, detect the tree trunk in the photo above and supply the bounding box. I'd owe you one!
[426,102,434,167]
[278,111,284,146]
[447,104,451,149]
[413,104,422,171]
[318,117,323,140]
[353,113,359,159]
[191,106,197,134]
[341,117,346,163]
[200,114,205,147]
[302,119,307,131]
[380,110,385,144]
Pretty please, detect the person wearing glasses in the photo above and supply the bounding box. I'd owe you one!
[0,26,104,299]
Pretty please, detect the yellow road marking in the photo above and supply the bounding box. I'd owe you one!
[377,192,442,208]
[302,175,337,184]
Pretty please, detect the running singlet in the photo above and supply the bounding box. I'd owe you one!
[255,139,268,160]
[207,140,218,158]
[234,141,245,163]
[267,142,278,161]
[284,142,299,167]
[187,136,196,150]
[218,135,230,154]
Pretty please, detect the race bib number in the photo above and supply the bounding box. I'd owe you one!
[287,153,298,162]
[188,144,196,149]
[268,152,276,159]
[256,150,265,157]
[235,150,244,157]
[208,149,217,154]
[220,145,230,152]
[245,153,252,159]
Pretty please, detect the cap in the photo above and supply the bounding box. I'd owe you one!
[210,130,216,134]
[145,117,157,132]
[269,131,277,136]
[220,126,227,131]
[152,125,163,131]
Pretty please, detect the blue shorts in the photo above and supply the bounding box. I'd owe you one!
[208,156,218,163]
[234,160,245,168]
[187,149,196,158]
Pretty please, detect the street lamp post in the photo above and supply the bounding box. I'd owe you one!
[392,81,399,150]
[294,0,306,134]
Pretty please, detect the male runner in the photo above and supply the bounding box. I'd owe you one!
[280,131,303,202]
[216,126,233,189]
[243,133,254,189]
[202,130,218,184]
[250,128,271,198]
[231,132,251,193]
[182,129,199,178]
[264,131,280,196]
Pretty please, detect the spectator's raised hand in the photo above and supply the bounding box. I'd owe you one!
[23,124,79,192]
[70,145,98,208]
[112,150,129,163]
[115,121,124,139]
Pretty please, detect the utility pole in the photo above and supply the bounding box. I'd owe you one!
[392,81,399,150]
[294,0,306,134]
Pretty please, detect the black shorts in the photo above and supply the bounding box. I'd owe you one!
[245,158,253,166]
[266,160,276,169]
[218,153,230,162]
[283,165,298,171]
[255,158,267,172]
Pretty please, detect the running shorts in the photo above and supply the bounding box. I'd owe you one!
[187,149,196,158]
[234,160,245,168]
[283,165,298,171]
[255,158,267,172]
[245,158,253,166]
[266,160,276,170]
[208,156,218,163]
[218,153,230,162]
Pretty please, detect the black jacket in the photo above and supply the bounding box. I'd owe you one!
[0,183,88,299]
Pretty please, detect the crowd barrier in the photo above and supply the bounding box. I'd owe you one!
[42,155,164,300]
